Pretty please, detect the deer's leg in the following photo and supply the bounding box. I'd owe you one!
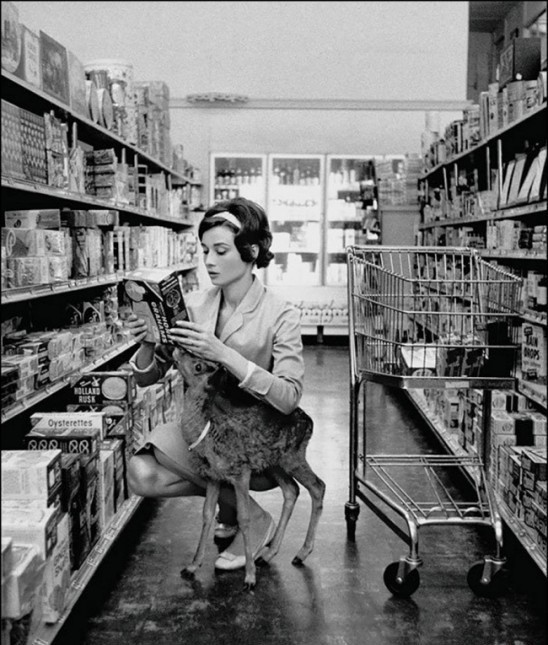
[231,468,256,590]
[257,467,299,564]
[181,479,220,578]
[288,459,326,565]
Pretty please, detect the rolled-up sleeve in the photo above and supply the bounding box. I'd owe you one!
[129,344,174,387]
[238,304,304,414]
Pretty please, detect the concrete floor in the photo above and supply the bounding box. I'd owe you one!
[61,345,546,645]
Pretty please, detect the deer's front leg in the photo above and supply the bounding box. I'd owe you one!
[181,479,220,578]
[231,468,255,590]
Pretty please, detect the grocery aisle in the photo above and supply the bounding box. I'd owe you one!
[62,345,545,645]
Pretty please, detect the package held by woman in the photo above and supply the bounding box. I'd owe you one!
[123,268,189,343]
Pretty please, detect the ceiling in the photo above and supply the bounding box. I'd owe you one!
[469,0,520,32]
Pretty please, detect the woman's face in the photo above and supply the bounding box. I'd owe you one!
[201,224,251,287]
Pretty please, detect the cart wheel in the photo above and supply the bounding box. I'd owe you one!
[345,503,360,542]
[383,562,420,597]
[466,561,507,598]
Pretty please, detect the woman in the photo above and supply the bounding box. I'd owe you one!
[125,197,305,570]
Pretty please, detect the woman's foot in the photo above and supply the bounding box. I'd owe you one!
[214,510,276,570]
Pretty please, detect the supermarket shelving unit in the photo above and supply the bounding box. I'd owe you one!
[1,67,201,644]
[415,94,547,577]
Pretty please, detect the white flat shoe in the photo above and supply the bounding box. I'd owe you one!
[214,516,276,571]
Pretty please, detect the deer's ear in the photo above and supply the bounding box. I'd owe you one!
[205,366,226,393]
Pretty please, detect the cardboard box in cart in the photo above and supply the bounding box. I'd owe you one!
[123,267,189,343]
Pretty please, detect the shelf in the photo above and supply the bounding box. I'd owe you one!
[1,263,198,305]
[494,492,547,577]
[1,176,195,229]
[406,391,547,577]
[479,250,547,261]
[1,70,189,184]
[521,311,547,327]
[420,201,548,230]
[1,339,138,424]
[517,379,547,410]
[420,103,547,182]
[27,495,144,645]
[301,324,348,336]
[404,389,475,483]
[270,218,322,223]
[273,249,320,254]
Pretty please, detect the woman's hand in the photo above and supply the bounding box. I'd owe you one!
[168,321,228,364]
[125,313,152,345]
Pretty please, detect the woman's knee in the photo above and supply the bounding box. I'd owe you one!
[127,454,161,497]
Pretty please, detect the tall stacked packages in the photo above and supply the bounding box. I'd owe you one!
[134,81,172,166]
[1,450,71,625]
[84,59,138,145]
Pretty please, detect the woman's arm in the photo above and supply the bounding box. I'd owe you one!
[168,305,304,415]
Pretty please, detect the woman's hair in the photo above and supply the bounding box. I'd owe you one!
[198,197,274,268]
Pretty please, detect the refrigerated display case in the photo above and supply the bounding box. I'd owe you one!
[325,155,380,286]
[210,153,267,207]
[265,154,324,287]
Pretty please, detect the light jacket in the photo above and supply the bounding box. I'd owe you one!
[129,276,304,414]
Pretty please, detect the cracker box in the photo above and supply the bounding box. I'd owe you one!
[1,450,62,500]
[123,268,189,343]
[67,370,136,408]
[29,411,108,442]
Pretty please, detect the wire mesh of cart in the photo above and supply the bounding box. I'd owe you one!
[345,245,523,598]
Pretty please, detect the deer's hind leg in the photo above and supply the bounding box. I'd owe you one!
[286,459,326,566]
[181,479,221,578]
[256,466,300,564]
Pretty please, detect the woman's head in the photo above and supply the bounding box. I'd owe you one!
[198,197,274,269]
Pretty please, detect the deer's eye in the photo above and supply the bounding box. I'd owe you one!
[195,363,203,374]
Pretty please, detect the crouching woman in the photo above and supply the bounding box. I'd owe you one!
[125,196,305,570]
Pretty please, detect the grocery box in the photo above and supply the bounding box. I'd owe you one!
[67,370,136,408]
[40,513,71,623]
[1,537,13,581]
[1,500,58,559]
[29,411,107,442]
[1,545,44,620]
[123,267,189,343]
[4,209,61,229]
[98,448,116,532]
[1,450,62,501]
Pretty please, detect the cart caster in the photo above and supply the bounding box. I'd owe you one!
[345,502,360,542]
[383,561,421,597]
[467,558,507,598]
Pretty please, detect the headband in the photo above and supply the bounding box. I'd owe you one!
[208,211,242,231]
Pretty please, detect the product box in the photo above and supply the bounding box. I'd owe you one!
[1,500,58,559]
[521,323,547,381]
[39,31,69,105]
[499,37,541,89]
[4,209,61,229]
[67,50,87,117]
[1,544,44,620]
[28,411,108,442]
[123,267,189,343]
[41,513,71,623]
[1,537,13,581]
[100,437,126,512]
[67,371,136,409]
[13,25,41,88]
[1,450,62,500]
[97,448,116,532]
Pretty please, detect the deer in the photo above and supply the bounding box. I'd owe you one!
[172,347,326,590]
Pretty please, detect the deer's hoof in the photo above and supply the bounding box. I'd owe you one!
[243,581,256,592]
[180,567,196,580]
[291,556,305,567]
[255,556,269,567]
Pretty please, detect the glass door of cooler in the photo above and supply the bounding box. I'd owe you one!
[210,154,267,207]
[325,155,380,286]
[265,154,324,286]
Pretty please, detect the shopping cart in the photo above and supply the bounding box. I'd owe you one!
[344,246,522,597]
